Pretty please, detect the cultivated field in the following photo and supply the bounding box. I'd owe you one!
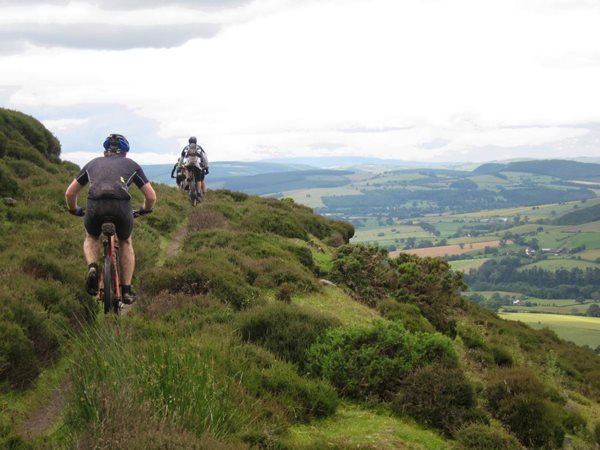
[499,312,600,348]
[390,240,507,258]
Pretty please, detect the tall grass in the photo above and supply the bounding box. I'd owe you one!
[66,321,250,445]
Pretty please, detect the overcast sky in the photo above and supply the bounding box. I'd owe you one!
[2,0,600,166]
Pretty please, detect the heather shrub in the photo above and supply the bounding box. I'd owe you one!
[238,303,340,367]
[248,257,318,293]
[562,409,586,434]
[243,209,308,240]
[305,321,457,401]
[454,423,523,450]
[0,320,39,389]
[392,363,479,435]
[188,209,229,231]
[594,422,600,444]
[248,363,339,422]
[0,163,20,196]
[486,367,566,449]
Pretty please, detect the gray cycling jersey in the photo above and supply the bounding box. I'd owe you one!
[75,154,149,200]
[181,144,208,168]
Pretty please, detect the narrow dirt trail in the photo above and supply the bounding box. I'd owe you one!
[17,378,72,440]
[165,222,188,258]
[16,221,189,441]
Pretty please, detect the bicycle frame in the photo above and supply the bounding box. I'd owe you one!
[99,223,121,313]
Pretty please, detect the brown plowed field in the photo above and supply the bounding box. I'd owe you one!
[390,240,509,258]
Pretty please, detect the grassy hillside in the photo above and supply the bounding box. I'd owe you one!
[3,109,600,449]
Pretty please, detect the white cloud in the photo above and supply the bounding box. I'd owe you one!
[41,117,88,131]
[2,0,600,163]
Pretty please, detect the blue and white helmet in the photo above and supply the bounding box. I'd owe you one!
[103,133,130,152]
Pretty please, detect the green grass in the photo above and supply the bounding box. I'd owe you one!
[449,258,490,273]
[499,312,600,348]
[293,286,379,326]
[281,403,448,450]
[519,258,600,271]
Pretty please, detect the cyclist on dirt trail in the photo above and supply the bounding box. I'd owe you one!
[64,133,157,305]
[180,136,209,196]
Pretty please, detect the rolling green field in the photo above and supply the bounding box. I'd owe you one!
[449,258,490,273]
[499,312,600,348]
[520,258,600,271]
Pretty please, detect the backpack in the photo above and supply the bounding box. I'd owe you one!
[187,144,198,157]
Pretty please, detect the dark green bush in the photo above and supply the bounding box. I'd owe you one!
[594,422,600,444]
[305,321,457,401]
[238,303,340,367]
[454,423,523,450]
[392,363,479,435]
[377,299,435,333]
[331,244,397,307]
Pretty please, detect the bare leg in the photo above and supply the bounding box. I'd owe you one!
[197,181,203,195]
[83,233,101,265]
[119,237,135,285]
[200,180,206,195]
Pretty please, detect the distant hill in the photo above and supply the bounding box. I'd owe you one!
[553,202,600,225]
[474,159,600,181]
[142,161,315,185]
[221,169,354,195]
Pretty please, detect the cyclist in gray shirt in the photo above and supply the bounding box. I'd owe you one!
[65,133,156,304]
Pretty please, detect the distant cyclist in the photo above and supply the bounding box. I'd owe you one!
[180,136,209,196]
[64,133,157,304]
[170,159,185,190]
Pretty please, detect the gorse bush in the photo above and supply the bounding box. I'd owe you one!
[377,299,435,333]
[238,303,340,367]
[305,321,457,401]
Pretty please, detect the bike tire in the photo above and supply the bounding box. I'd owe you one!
[103,255,114,314]
[190,173,198,206]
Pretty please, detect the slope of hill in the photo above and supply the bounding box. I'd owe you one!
[3,110,600,449]
[474,159,600,181]
[553,202,600,225]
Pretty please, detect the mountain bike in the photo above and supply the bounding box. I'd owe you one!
[97,210,144,314]
[99,220,120,314]
[184,165,203,206]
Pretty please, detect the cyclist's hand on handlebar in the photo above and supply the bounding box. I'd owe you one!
[133,206,152,218]
[204,167,209,175]
[69,205,85,216]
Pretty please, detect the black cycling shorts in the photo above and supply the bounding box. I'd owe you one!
[84,198,134,240]
[186,165,205,182]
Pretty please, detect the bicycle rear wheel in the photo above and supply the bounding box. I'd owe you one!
[190,174,199,206]
[103,255,115,314]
